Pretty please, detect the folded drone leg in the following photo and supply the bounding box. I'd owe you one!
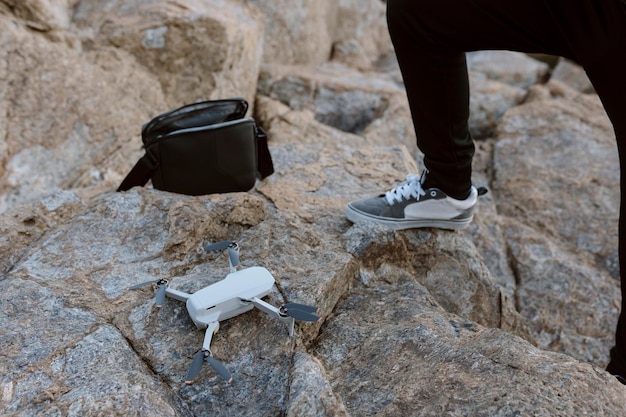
[202,321,220,353]
[185,321,232,384]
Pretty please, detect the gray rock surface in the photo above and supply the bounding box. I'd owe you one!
[1,1,625,416]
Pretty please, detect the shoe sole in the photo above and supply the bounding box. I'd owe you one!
[345,205,472,231]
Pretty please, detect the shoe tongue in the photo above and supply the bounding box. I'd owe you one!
[385,176,423,205]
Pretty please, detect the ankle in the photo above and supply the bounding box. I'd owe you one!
[422,178,470,200]
[448,189,472,200]
[420,170,471,200]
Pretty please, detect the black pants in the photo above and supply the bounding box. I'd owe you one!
[387,0,626,376]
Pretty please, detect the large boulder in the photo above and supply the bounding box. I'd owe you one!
[0,12,164,212]
[71,0,263,106]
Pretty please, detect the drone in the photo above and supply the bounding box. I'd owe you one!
[128,241,320,385]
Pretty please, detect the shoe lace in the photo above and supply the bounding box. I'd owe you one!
[385,174,425,205]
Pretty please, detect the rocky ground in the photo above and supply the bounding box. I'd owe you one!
[1,0,625,416]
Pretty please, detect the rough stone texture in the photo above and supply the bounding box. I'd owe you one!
[247,0,391,68]
[71,0,263,106]
[467,50,550,89]
[1,0,72,30]
[257,63,404,135]
[551,57,595,93]
[314,277,623,417]
[2,1,626,416]
[0,11,164,211]
[331,0,392,66]
[246,0,336,65]
[494,81,619,280]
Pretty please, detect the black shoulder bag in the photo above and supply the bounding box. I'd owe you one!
[118,98,274,195]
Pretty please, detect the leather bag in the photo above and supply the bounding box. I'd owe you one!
[118,98,274,195]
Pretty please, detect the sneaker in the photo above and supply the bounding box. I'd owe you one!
[345,172,478,230]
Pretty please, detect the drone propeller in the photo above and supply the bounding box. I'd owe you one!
[155,282,167,307]
[203,240,235,251]
[203,240,240,269]
[128,279,169,308]
[279,303,320,322]
[185,350,233,384]
[207,356,232,382]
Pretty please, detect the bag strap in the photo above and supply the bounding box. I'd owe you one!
[256,126,274,179]
[117,153,158,192]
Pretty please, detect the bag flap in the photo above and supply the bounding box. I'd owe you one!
[142,98,248,145]
[154,117,256,140]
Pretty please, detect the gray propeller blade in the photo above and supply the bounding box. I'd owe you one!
[128,279,160,290]
[280,304,320,322]
[184,351,233,384]
[155,283,167,308]
[128,279,168,308]
[204,241,239,269]
[227,246,240,268]
[184,351,205,385]
[203,240,235,252]
[283,303,318,313]
[207,356,233,383]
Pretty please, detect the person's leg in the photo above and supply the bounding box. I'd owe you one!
[346,0,577,229]
[386,0,579,199]
[584,28,626,380]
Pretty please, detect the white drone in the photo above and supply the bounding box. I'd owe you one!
[129,241,320,384]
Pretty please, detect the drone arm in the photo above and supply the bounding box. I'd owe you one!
[248,297,295,336]
[248,296,281,318]
[164,287,190,302]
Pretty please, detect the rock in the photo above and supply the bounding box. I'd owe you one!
[248,0,391,67]
[1,0,71,31]
[71,0,263,106]
[246,0,336,65]
[0,12,165,212]
[286,352,350,417]
[330,0,392,67]
[467,50,550,89]
[314,277,624,416]
[494,81,619,279]
[503,219,618,364]
[469,72,526,139]
[0,190,86,273]
[551,57,595,94]
[257,62,404,135]
[2,1,626,416]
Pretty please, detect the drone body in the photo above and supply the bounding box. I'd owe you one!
[129,241,319,385]
[167,266,275,328]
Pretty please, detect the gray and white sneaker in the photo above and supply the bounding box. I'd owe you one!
[345,172,478,230]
